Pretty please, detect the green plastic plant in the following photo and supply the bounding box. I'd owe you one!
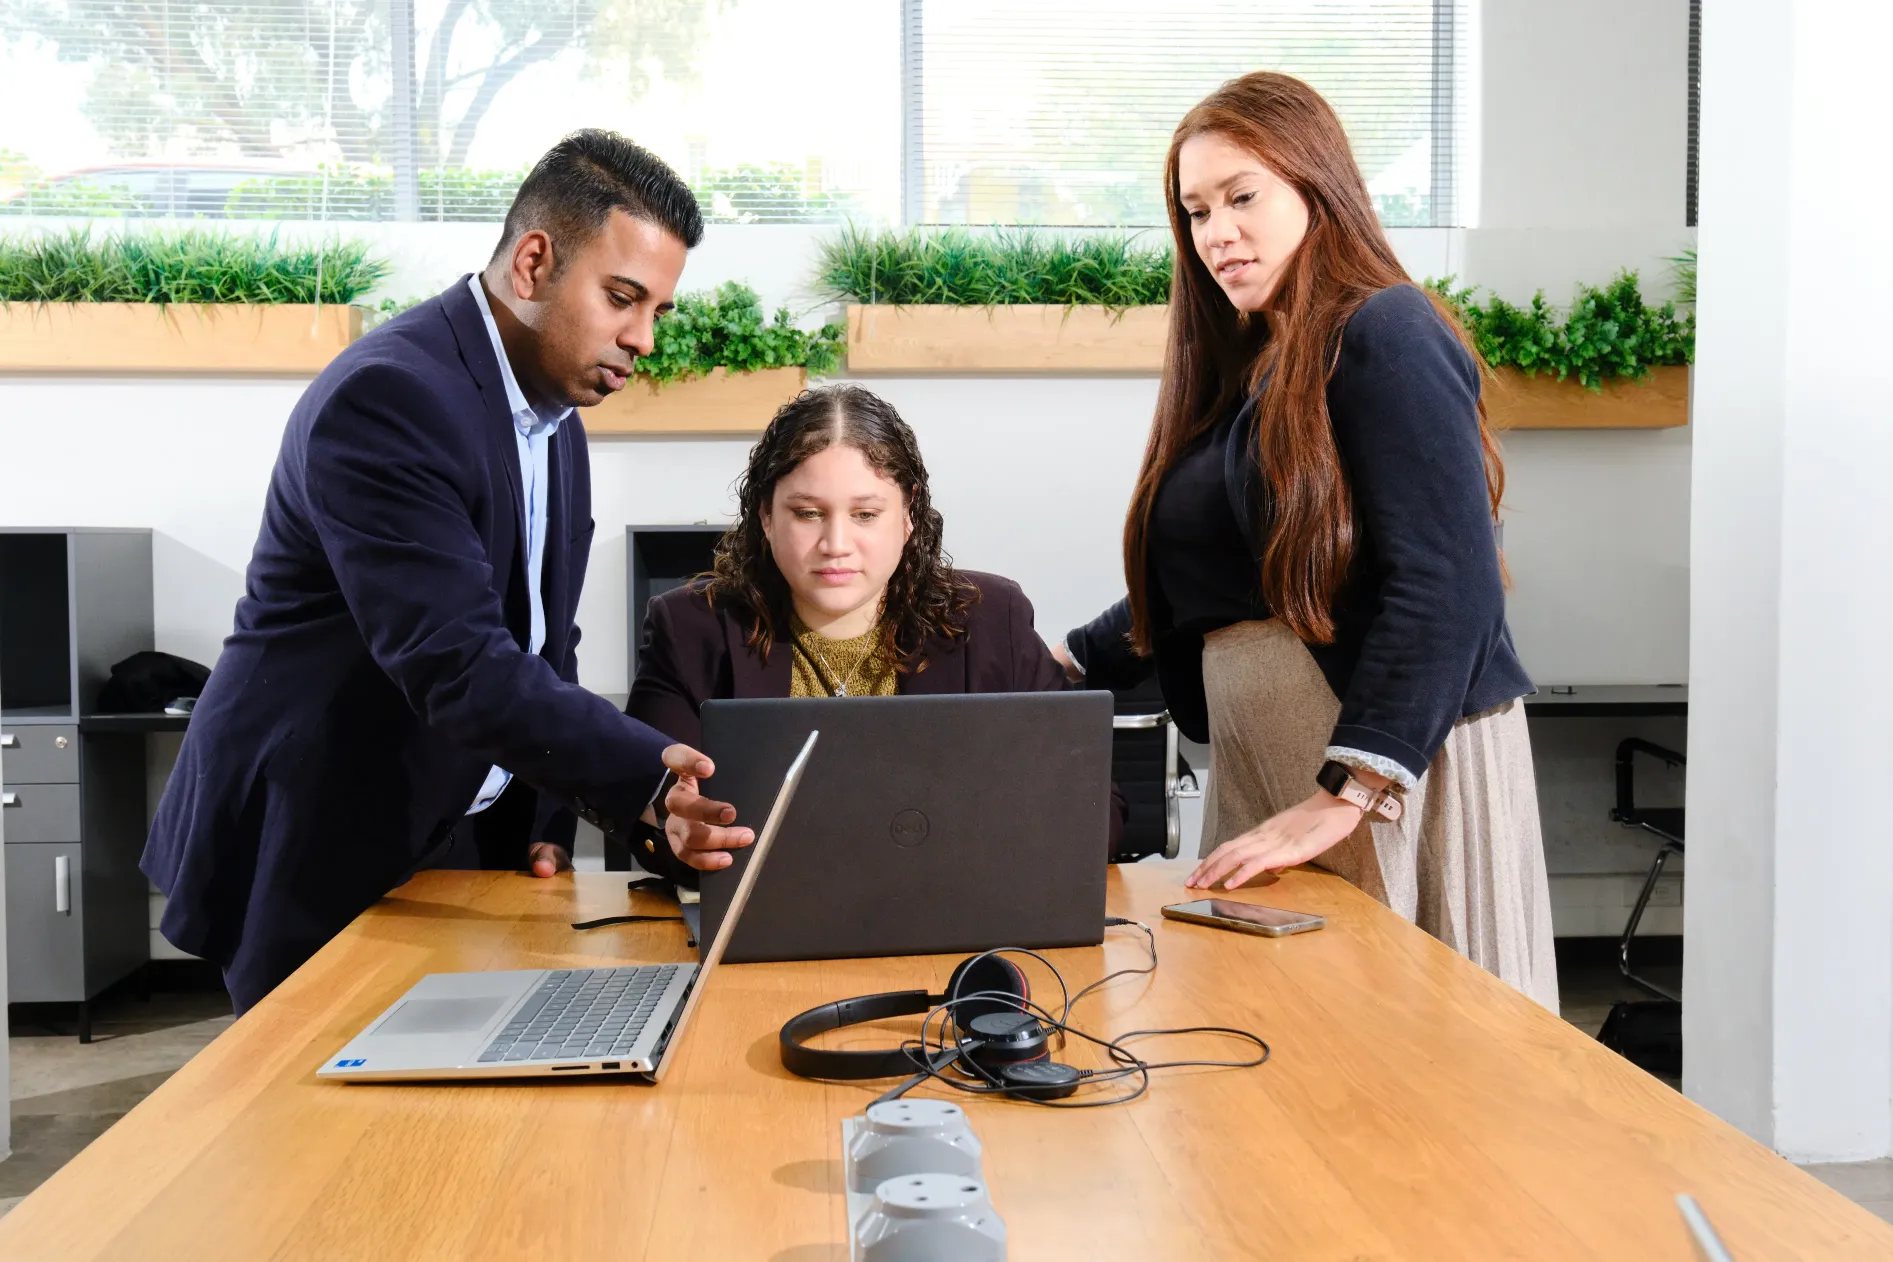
[637,282,843,387]
[814,225,1172,309]
[1668,247,1697,307]
[0,228,389,304]
[1426,272,1694,390]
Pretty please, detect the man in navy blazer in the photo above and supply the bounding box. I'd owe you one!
[144,131,752,1011]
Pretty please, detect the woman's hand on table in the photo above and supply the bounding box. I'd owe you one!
[1186,768,1392,890]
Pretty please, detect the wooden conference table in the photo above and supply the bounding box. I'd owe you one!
[1,864,1885,1260]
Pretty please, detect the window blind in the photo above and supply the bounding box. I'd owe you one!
[1685,0,1700,228]
[0,0,895,223]
[900,0,1468,228]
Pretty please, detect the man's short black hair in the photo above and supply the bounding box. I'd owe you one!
[493,129,704,269]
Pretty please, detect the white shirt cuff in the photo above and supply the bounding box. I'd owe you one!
[1324,746,1419,791]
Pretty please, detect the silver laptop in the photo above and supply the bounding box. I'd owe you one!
[318,730,818,1083]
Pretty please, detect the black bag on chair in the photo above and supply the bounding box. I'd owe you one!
[94,650,212,714]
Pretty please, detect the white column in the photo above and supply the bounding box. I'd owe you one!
[1686,0,1893,1160]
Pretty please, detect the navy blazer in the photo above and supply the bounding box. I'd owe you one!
[143,277,672,1010]
[1069,285,1532,780]
[626,571,1125,882]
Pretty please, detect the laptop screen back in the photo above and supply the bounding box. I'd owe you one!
[650,729,818,1080]
[697,693,1112,963]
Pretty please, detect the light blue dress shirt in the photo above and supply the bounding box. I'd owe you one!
[465,275,574,816]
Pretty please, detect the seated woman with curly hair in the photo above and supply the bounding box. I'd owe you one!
[625,382,1119,880]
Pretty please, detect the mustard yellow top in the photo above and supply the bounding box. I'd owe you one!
[788,616,898,698]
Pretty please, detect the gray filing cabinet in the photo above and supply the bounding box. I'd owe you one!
[0,528,155,1039]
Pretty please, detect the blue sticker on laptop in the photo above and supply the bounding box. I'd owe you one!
[335,1058,366,1067]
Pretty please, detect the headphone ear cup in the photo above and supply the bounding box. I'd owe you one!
[944,955,1030,1031]
[958,1011,1052,1078]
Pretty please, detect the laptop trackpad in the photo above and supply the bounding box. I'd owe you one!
[374,997,506,1036]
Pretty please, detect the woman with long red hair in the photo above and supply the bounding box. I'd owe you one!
[1058,73,1557,1007]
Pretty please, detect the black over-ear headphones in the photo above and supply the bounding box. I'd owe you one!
[779,953,1082,1100]
[780,926,1273,1108]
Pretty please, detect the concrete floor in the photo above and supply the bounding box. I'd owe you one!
[1802,1160,1893,1229]
[0,986,232,1218]
[0,954,1888,1231]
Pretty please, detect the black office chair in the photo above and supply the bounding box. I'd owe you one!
[1597,741,1688,1074]
[1108,679,1200,863]
[1609,737,1685,1001]
[1596,738,1685,1077]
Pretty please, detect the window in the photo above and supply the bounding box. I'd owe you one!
[900,0,1468,228]
[0,0,899,222]
[0,0,1462,227]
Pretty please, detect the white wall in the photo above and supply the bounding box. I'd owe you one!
[1480,0,1690,231]
[1473,0,1693,688]
[1685,0,1893,1161]
[1471,0,1695,933]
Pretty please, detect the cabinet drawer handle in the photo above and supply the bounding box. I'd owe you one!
[0,733,17,748]
[55,854,70,915]
[1,793,17,807]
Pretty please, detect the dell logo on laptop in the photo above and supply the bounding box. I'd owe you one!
[335,1058,366,1068]
[890,809,930,848]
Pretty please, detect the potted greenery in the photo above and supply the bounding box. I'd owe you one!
[0,229,386,373]
[813,226,1170,372]
[818,225,1694,429]
[1428,273,1694,430]
[588,282,843,435]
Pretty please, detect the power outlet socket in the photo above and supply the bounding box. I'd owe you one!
[1646,878,1683,908]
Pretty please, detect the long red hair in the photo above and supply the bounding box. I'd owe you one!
[1124,72,1502,650]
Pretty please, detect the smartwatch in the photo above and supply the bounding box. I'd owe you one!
[1315,759,1404,822]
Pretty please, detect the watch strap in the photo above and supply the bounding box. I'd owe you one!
[1316,760,1404,822]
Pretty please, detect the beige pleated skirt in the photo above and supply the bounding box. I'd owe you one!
[1201,620,1560,1011]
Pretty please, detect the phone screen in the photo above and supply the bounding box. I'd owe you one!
[1167,899,1322,930]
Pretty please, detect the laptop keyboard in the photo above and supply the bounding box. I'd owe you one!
[476,965,683,1064]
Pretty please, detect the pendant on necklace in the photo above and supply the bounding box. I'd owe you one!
[834,684,848,697]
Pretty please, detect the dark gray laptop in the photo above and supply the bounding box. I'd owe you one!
[697,692,1113,964]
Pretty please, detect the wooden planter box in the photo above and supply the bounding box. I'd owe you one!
[0,302,362,373]
[587,366,807,436]
[845,302,1688,430]
[1485,365,1689,430]
[846,303,1167,373]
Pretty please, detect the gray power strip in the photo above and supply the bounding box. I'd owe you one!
[842,1107,1008,1260]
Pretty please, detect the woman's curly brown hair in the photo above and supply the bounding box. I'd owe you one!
[703,383,977,669]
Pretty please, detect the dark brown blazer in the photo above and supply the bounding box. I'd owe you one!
[626,570,1123,881]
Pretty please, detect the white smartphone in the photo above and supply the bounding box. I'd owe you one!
[1161,898,1326,938]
